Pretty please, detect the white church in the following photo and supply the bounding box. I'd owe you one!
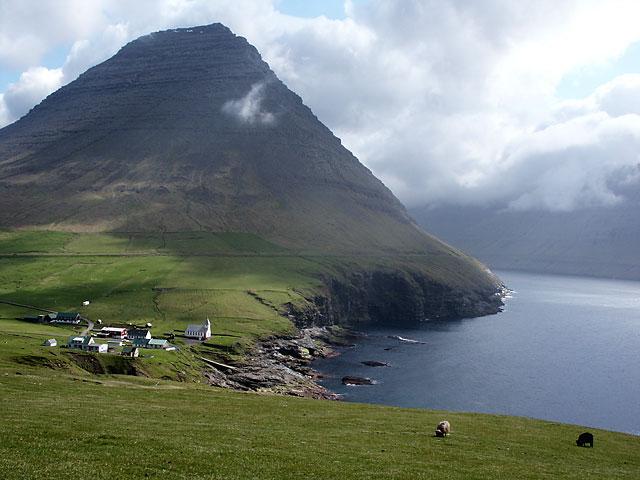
[185,318,211,340]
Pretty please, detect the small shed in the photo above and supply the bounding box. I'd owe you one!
[82,300,90,306]
[43,338,57,347]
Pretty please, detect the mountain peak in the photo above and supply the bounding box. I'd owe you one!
[0,24,448,255]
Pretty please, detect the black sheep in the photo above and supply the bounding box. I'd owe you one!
[576,432,594,447]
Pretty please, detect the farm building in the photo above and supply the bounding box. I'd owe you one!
[128,328,151,340]
[48,312,81,324]
[185,318,211,340]
[100,327,127,339]
[121,346,140,357]
[147,338,170,349]
[67,336,94,350]
[132,338,150,348]
[42,338,57,347]
[67,336,108,353]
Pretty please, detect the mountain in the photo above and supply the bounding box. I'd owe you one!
[0,23,416,252]
[412,201,640,280]
[0,23,502,322]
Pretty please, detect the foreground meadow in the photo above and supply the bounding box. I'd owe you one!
[1,372,638,480]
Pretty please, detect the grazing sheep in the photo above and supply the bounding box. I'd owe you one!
[576,432,594,447]
[435,420,450,437]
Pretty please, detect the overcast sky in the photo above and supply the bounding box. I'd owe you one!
[2,0,640,212]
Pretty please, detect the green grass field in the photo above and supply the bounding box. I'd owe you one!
[1,230,638,479]
[0,372,638,480]
[0,231,326,363]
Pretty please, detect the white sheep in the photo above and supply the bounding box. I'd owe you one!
[435,420,450,437]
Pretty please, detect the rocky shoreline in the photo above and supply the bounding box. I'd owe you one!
[203,326,359,400]
[202,283,507,399]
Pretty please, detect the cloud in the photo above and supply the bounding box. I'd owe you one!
[0,0,106,69]
[2,67,63,121]
[593,74,640,117]
[501,113,640,211]
[3,0,640,212]
[222,82,275,125]
[261,0,640,212]
[0,94,9,126]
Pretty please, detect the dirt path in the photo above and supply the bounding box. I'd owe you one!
[80,317,94,336]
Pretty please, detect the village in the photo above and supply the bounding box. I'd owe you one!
[27,309,212,357]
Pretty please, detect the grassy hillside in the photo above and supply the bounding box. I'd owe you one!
[0,230,637,479]
[0,372,638,480]
[0,230,500,360]
[0,230,488,378]
[0,231,324,362]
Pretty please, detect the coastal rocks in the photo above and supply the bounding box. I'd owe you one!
[203,326,346,399]
[342,376,375,386]
[361,360,389,367]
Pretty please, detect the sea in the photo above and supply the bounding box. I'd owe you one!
[314,270,640,435]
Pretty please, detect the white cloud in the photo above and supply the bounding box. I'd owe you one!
[592,74,640,117]
[2,0,640,212]
[2,66,63,121]
[502,113,640,211]
[0,93,9,126]
[222,82,275,125]
[0,0,106,69]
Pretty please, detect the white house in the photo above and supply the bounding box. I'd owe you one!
[185,318,211,340]
[67,336,106,353]
[68,336,94,349]
[43,338,57,347]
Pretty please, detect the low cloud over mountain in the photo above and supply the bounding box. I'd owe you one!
[3,0,640,213]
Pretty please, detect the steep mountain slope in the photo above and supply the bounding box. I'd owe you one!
[0,24,417,252]
[0,24,502,321]
[412,200,640,280]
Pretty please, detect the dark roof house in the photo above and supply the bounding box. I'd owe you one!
[49,312,81,324]
[132,338,150,348]
[128,328,151,340]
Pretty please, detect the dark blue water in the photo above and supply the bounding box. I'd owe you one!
[314,270,640,434]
